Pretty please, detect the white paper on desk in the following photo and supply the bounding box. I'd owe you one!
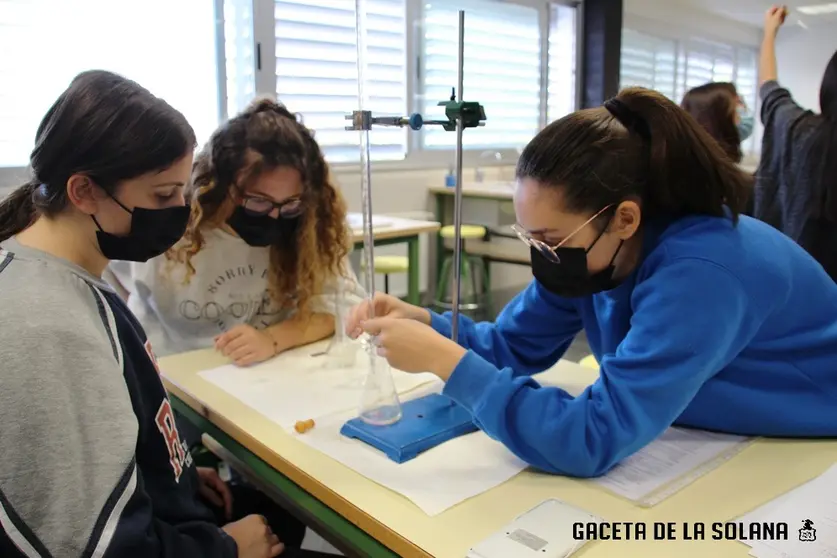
[738,464,837,558]
[295,386,529,516]
[592,427,752,503]
[198,342,435,431]
[738,475,821,529]
[347,213,394,230]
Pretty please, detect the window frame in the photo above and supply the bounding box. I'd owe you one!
[0,0,582,181]
[256,0,582,172]
[405,0,582,171]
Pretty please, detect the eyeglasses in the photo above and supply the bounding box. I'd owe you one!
[240,194,303,218]
[511,204,614,264]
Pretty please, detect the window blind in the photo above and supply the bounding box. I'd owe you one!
[0,0,220,167]
[736,46,760,153]
[620,28,760,154]
[619,29,677,100]
[274,0,408,163]
[547,3,578,123]
[420,0,541,150]
[675,39,735,102]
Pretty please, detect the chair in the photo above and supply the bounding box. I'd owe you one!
[362,255,409,295]
[432,225,491,320]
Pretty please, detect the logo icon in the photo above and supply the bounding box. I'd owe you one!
[799,519,816,542]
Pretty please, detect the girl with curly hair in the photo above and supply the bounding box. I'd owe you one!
[108,97,364,366]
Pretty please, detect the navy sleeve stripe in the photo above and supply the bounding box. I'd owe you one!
[0,486,53,558]
[87,284,123,368]
[0,252,12,275]
[82,459,138,558]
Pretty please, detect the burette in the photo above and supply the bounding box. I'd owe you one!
[345,4,485,345]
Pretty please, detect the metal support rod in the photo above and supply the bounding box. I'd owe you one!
[450,10,466,343]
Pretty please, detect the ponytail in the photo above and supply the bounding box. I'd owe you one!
[613,88,753,223]
[516,86,754,224]
[0,180,39,243]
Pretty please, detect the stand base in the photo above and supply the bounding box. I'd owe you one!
[339,393,477,463]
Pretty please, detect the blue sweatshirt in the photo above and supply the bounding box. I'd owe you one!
[431,215,837,478]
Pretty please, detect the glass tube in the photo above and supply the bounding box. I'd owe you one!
[355,0,402,425]
[325,274,360,369]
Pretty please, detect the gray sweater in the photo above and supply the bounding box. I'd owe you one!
[0,238,236,557]
[753,80,836,280]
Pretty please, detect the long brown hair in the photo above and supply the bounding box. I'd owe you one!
[680,82,742,164]
[516,87,753,225]
[167,97,350,316]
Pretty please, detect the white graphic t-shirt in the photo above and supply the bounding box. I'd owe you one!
[106,228,365,357]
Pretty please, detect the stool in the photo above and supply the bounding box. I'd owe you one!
[362,255,409,294]
[579,354,599,370]
[432,225,491,319]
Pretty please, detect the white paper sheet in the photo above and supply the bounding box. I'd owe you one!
[592,427,752,503]
[739,464,837,558]
[294,385,529,516]
[467,499,602,558]
[347,213,395,231]
[199,340,436,431]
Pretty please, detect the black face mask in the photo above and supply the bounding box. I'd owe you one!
[226,206,300,247]
[530,228,624,298]
[93,198,190,263]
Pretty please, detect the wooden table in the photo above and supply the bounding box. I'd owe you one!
[348,213,440,305]
[160,347,837,558]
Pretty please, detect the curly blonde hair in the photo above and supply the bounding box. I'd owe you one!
[166,97,350,316]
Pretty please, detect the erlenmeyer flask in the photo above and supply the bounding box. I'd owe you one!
[358,341,402,425]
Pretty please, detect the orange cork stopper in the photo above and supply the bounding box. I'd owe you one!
[294,419,315,434]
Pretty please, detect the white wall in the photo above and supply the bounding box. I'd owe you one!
[775,25,837,113]
[623,0,761,46]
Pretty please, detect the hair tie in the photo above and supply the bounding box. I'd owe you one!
[604,98,651,140]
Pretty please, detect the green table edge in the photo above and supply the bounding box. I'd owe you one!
[170,394,400,558]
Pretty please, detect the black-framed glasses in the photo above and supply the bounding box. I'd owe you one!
[240,194,303,218]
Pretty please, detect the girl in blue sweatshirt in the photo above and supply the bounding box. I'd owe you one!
[347,86,837,478]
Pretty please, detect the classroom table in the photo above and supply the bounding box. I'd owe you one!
[348,213,440,305]
[159,347,837,558]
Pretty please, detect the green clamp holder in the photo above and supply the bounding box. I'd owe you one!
[436,87,486,131]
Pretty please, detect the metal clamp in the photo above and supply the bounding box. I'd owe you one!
[345,111,425,131]
[345,10,481,343]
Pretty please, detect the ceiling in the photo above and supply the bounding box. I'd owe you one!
[677,0,837,27]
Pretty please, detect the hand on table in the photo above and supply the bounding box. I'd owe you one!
[215,324,276,366]
[345,293,430,339]
[360,316,466,380]
[764,5,787,36]
[222,514,284,558]
[197,466,233,520]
